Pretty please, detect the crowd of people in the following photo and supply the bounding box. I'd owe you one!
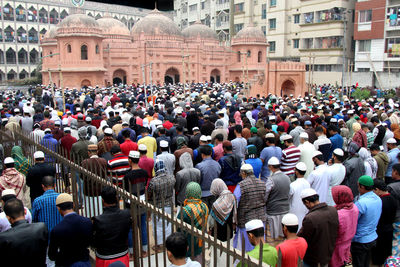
[0,82,399,267]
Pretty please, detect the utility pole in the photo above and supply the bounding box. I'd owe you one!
[149,62,153,105]
[181,50,190,93]
[229,0,235,41]
[341,8,347,100]
[141,64,147,107]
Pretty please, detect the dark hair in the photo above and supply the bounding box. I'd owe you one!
[295,168,306,176]
[129,157,140,164]
[43,111,50,118]
[374,179,388,191]
[4,198,24,219]
[234,124,243,133]
[110,145,121,155]
[334,154,344,162]
[328,125,339,133]
[5,162,15,168]
[159,127,166,134]
[176,126,184,133]
[200,145,213,156]
[370,144,380,151]
[215,134,224,142]
[314,154,324,162]
[108,111,114,117]
[276,125,284,132]
[266,137,275,144]
[42,176,55,187]
[302,194,319,203]
[284,224,299,234]
[246,227,264,238]
[166,232,188,259]
[122,129,131,138]
[2,194,16,202]
[315,126,324,133]
[392,163,400,175]
[101,186,118,205]
[57,202,74,211]
[371,117,379,124]
[141,127,149,134]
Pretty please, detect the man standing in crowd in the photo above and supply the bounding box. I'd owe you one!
[307,151,330,203]
[260,133,282,181]
[289,162,310,230]
[219,140,242,192]
[280,135,301,178]
[156,140,175,175]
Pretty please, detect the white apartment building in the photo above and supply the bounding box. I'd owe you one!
[0,0,150,81]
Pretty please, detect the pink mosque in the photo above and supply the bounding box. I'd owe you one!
[41,10,306,97]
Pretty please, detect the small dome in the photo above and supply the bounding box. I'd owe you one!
[44,26,58,39]
[131,9,181,36]
[234,25,266,43]
[97,17,130,36]
[59,13,99,29]
[182,21,217,40]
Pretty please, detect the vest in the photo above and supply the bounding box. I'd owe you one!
[374,125,386,146]
[237,175,267,228]
[266,171,291,215]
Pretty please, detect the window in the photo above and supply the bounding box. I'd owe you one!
[258,51,262,62]
[303,38,313,49]
[237,52,241,62]
[247,50,251,57]
[95,45,99,54]
[386,37,400,57]
[234,23,244,33]
[67,44,71,53]
[201,2,205,9]
[269,18,276,29]
[358,40,371,52]
[189,4,197,12]
[270,0,277,7]
[294,14,300,24]
[269,41,276,52]
[388,7,400,26]
[261,26,266,35]
[235,3,244,13]
[293,39,299,48]
[304,12,314,24]
[359,10,372,23]
[314,36,343,49]
[262,4,267,19]
[81,45,88,60]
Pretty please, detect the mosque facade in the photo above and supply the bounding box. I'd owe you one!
[41,9,306,97]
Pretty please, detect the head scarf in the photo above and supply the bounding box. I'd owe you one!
[347,141,360,155]
[332,185,354,210]
[352,122,361,133]
[176,136,187,149]
[210,178,237,225]
[359,147,378,178]
[392,123,400,140]
[78,127,87,139]
[185,182,202,200]
[234,111,242,126]
[11,146,31,176]
[154,159,166,176]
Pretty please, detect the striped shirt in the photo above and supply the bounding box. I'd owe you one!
[280,145,301,176]
[32,189,63,233]
[108,153,130,186]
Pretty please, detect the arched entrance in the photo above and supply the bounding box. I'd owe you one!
[281,79,295,96]
[113,69,126,85]
[164,67,180,84]
[81,79,91,87]
[210,69,221,83]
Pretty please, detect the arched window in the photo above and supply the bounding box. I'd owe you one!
[247,50,251,57]
[67,44,71,53]
[81,45,88,60]
[237,52,241,62]
[95,45,99,54]
[258,51,262,63]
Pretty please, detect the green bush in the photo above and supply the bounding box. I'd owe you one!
[351,88,370,100]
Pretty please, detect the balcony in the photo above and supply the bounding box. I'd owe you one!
[299,36,343,51]
[300,9,344,26]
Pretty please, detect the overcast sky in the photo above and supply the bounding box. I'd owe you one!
[92,0,173,11]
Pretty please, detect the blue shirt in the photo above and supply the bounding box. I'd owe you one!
[245,158,263,178]
[353,191,382,243]
[329,133,343,158]
[386,147,400,177]
[259,146,282,179]
[32,189,63,233]
[195,158,221,197]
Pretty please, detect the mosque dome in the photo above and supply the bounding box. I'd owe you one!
[131,9,181,37]
[233,25,266,44]
[97,17,130,37]
[59,13,99,29]
[182,21,217,40]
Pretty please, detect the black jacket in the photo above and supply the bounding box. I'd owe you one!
[26,162,56,202]
[49,212,92,266]
[0,220,48,267]
[92,205,132,258]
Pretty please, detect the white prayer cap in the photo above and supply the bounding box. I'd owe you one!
[34,151,45,159]
[269,115,276,120]
[281,135,292,141]
[200,135,208,142]
[2,189,16,197]
[265,133,275,138]
[4,157,14,165]
[192,127,200,131]
[207,136,212,141]
[268,156,280,165]
[299,132,308,139]
[14,108,20,113]
[301,188,318,199]
[240,164,253,171]
[281,213,299,226]
[104,128,113,135]
[348,110,354,114]
[160,140,169,148]
[387,138,397,144]
[312,151,323,158]
[44,128,51,133]
[333,148,344,157]
[138,144,147,151]
[245,219,264,232]
[295,162,307,172]
[128,151,140,159]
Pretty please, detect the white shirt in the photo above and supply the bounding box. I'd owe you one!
[326,163,346,206]
[298,141,315,178]
[289,178,310,230]
[307,163,331,203]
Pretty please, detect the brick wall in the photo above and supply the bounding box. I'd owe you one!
[354,0,385,40]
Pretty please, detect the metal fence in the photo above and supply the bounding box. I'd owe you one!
[0,128,301,267]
